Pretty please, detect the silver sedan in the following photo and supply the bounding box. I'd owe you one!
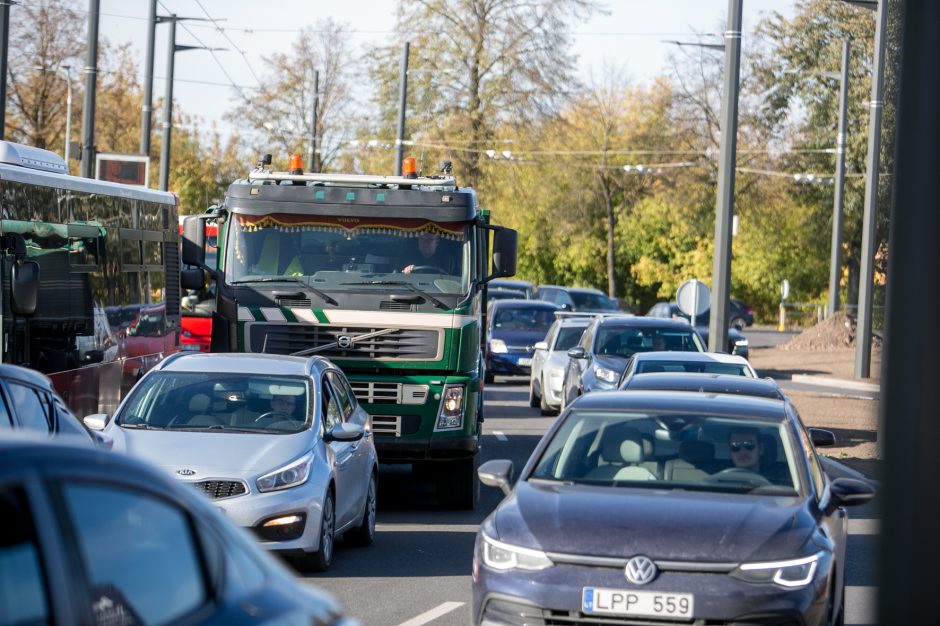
[85,352,378,572]
[528,315,592,414]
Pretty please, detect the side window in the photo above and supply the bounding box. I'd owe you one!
[539,288,555,303]
[6,383,52,433]
[580,323,596,350]
[0,485,50,625]
[326,372,353,420]
[558,291,574,307]
[544,324,558,349]
[62,482,208,625]
[320,379,341,431]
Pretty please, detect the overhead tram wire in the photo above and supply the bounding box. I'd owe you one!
[191,0,263,86]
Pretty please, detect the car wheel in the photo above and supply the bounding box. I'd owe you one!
[484,370,495,384]
[300,489,335,572]
[345,472,376,547]
[528,377,539,407]
[730,316,746,330]
[436,456,479,510]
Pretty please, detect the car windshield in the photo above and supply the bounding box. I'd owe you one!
[224,212,471,295]
[119,372,311,433]
[571,291,618,310]
[554,325,588,351]
[530,411,800,496]
[595,327,705,357]
[635,361,752,376]
[493,307,556,332]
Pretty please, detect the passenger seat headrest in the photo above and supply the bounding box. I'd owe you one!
[188,393,211,413]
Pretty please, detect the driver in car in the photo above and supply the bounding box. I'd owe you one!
[727,427,764,473]
[232,394,298,426]
[402,232,454,274]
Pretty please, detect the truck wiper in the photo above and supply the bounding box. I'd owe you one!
[341,280,448,310]
[230,276,338,305]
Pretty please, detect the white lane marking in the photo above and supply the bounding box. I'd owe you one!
[485,400,531,407]
[849,519,879,535]
[845,586,876,624]
[377,523,479,533]
[493,431,508,441]
[396,601,465,626]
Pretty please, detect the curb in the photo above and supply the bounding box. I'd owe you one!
[819,455,879,487]
[791,374,880,394]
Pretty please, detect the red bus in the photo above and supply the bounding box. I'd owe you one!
[0,141,181,417]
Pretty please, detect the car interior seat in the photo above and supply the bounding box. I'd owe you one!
[584,424,658,481]
[185,393,223,426]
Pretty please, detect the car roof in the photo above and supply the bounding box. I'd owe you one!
[0,363,54,389]
[155,352,329,376]
[571,389,788,420]
[539,285,604,295]
[595,316,693,329]
[489,279,532,288]
[628,351,749,364]
[622,373,784,399]
[490,299,560,310]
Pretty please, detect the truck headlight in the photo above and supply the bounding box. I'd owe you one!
[480,532,553,571]
[489,338,508,354]
[256,452,313,493]
[732,552,821,588]
[435,385,464,431]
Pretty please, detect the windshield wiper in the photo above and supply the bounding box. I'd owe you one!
[341,280,448,310]
[120,422,163,430]
[230,276,338,305]
[170,425,261,433]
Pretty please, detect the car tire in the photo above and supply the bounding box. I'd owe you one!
[436,456,479,510]
[730,316,746,330]
[299,489,335,572]
[528,377,539,407]
[345,472,376,547]
[484,370,495,384]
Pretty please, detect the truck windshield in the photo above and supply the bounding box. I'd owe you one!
[224,212,471,295]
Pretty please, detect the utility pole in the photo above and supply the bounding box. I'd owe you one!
[828,39,851,318]
[395,41,410,176]
[308,69,319,172]
[855,0,888,378]
[0,1,13,140]
[707,0,742,354]
[157,15,222,192]
[140,0,157,156]
[80,0,101,178]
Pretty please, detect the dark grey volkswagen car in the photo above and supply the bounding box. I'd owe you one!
[472,391,873,626]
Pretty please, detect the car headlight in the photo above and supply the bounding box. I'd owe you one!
[594,367,619,383]
[481,532,553,571]
[734,339,749,347]
[489,338,508,354]
[435,385,464,431]
[732,552,821,588]
[256,452,314,493]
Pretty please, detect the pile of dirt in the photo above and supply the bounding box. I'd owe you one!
[780,310,865,350]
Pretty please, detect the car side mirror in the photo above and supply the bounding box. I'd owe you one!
[478,459,514,497]
[825,477,875,514]
[11,259,40,316]
[809,428,836,447]
[559,303,572,311]
[534,341,548,351]
[324,421,364,443]
[83,413,110,431]
[567,346,587,359]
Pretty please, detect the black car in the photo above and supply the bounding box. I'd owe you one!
[646,302,750,357]
[535,285,624,313]
[473,391,874,626]
[0,436,356,626]
[485,299,561,383]
[622,372,787,399]
[0,363,103,447]
[561,317,705,408]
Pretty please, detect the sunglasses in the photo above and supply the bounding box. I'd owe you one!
[730,441,756,452]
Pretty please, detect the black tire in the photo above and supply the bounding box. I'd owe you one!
[345,472,376,547]
[298,489,335,572]
[484,370,495,384]
[436,456,480,510]
[528,377,539,407]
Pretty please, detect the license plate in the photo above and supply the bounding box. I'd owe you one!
[180,344,201,351]
[583,588,693,619]
[517,357,533,366]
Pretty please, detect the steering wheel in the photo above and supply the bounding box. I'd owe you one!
[706,467,772,486]
[254,411,292,423]
[409,265,448,274]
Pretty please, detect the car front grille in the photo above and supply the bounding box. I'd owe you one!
[246,323,441,360]
[192,480,248,500]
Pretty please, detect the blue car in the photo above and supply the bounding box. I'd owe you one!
[485,300,560,383]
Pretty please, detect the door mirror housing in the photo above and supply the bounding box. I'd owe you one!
[478,459,514,496]
[488,227,517,280]
[567,346,587,359]
[324,421,364,443]
[825,477,875,514]
[808,427,836,447]
[11,260,39,316]
[83,413,110,431]
[534,341,548,351]
[181,267,206,291]
[181,215,207,267]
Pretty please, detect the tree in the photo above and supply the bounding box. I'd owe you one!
[365,0,599,187]
[227,21,357,171]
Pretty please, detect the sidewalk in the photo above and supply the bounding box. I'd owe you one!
[748,345,881,482]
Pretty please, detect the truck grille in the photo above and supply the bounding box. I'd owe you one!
[350,382,429,405]
[247,323,441,360]
[192,480,247,500]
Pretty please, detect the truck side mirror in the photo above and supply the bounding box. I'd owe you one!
[11,260,40,316]
[490,227,517,279]
[181,267,206,291]
[181,216,206,267]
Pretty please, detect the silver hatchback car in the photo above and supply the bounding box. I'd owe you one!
[85,352,378,572]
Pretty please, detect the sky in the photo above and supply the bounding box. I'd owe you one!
[96,0,796,145]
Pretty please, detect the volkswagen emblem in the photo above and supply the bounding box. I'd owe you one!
[176,469,196,477]
[337,335,352,349]
[624,556,657,585]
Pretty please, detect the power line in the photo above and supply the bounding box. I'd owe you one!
[191,0,263,86]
